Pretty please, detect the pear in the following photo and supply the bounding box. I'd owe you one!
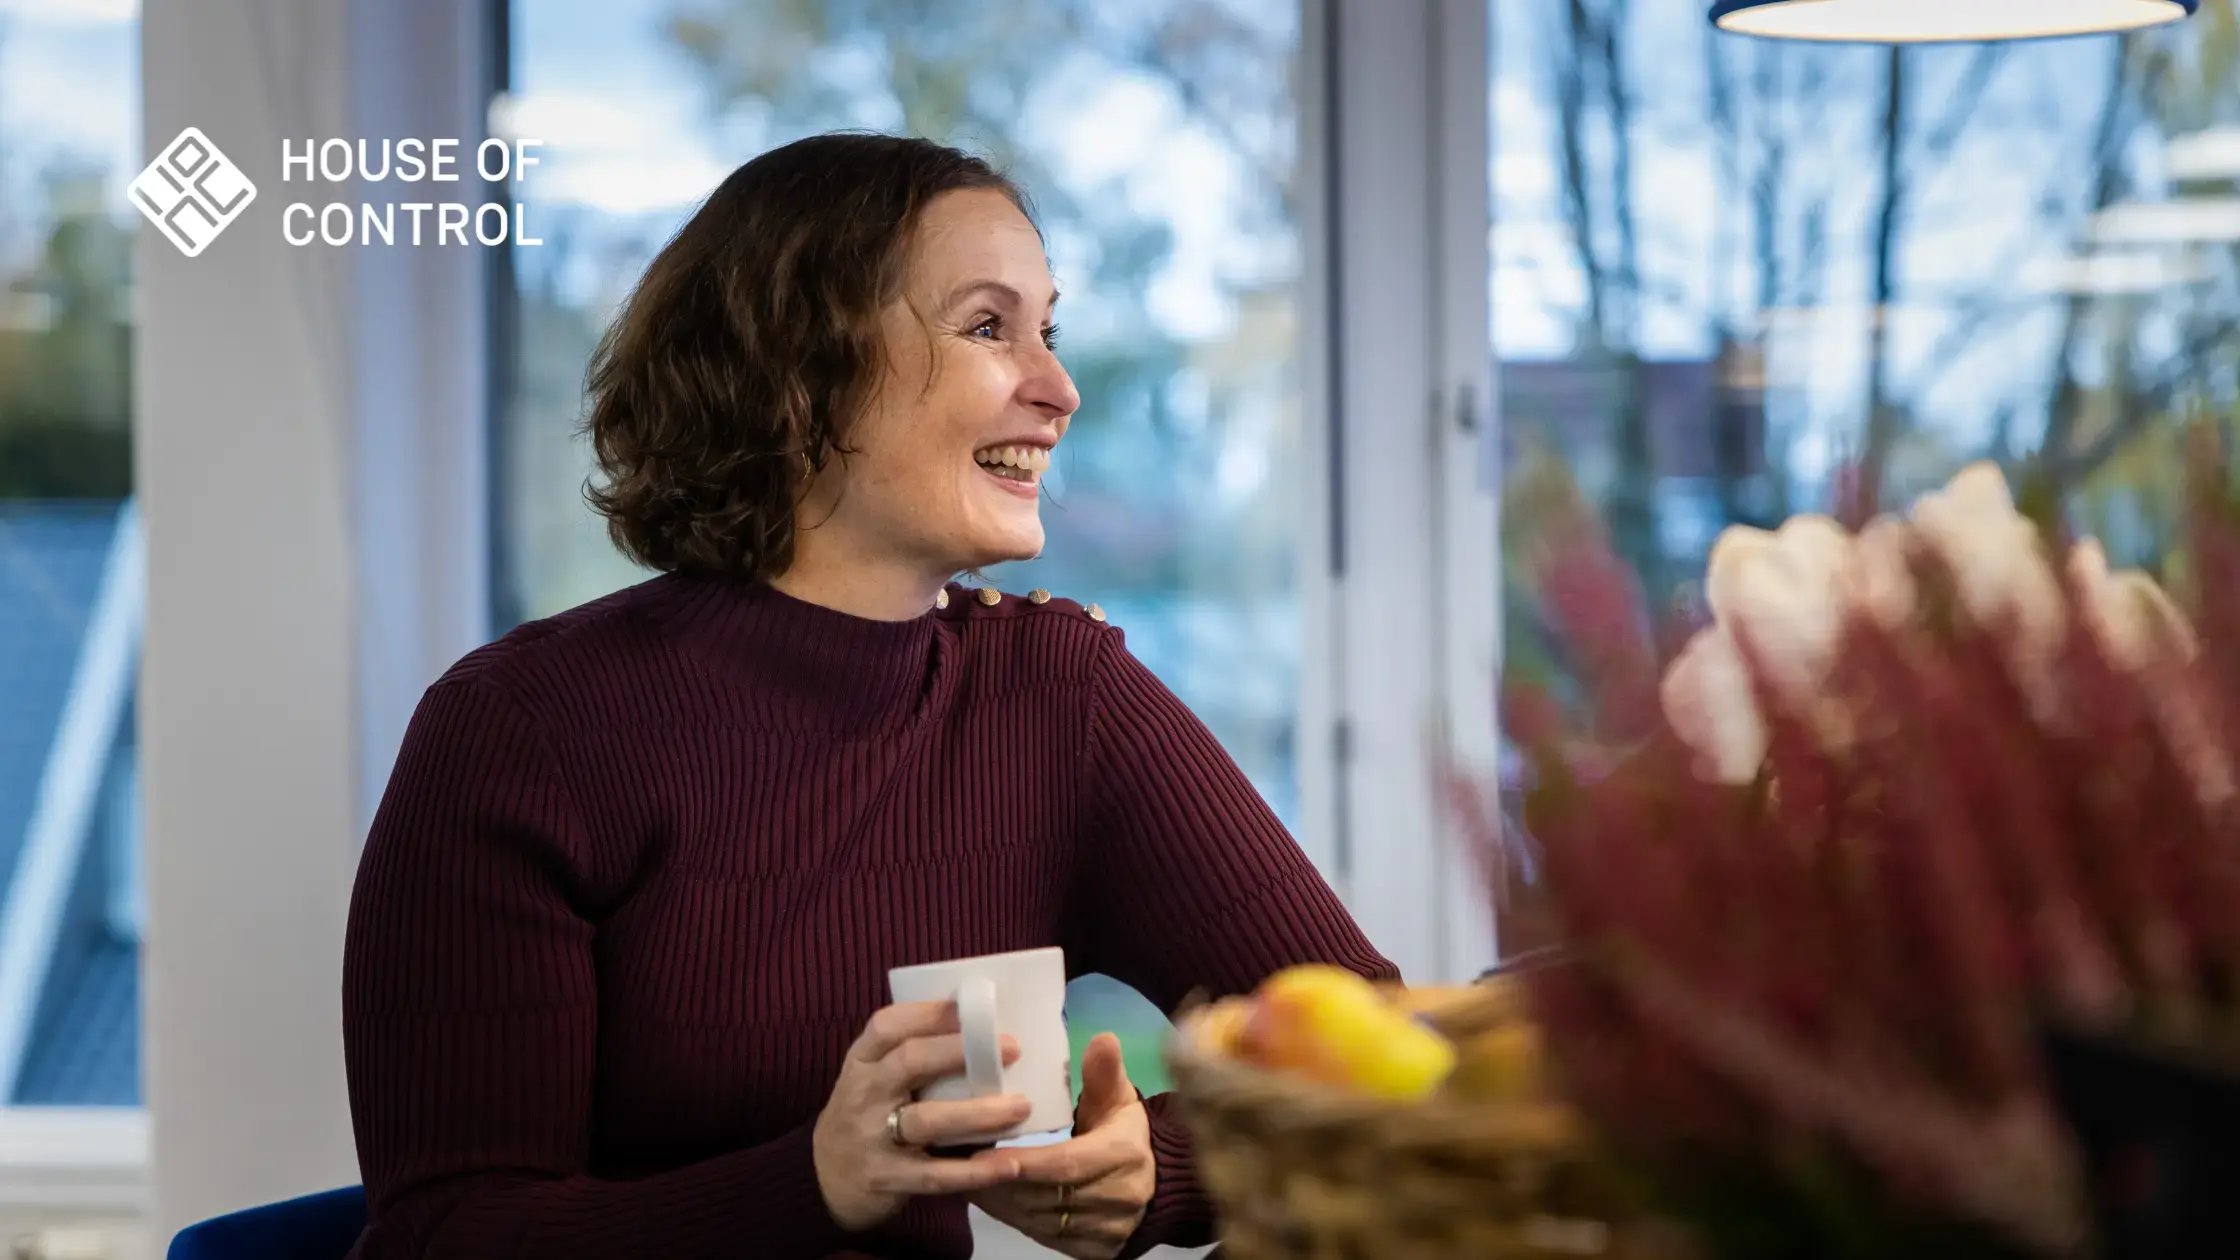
[1241,964,1457,1101]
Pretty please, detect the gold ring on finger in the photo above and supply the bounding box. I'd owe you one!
[886,1105,912,1147]
[1057,1207,1072,1237]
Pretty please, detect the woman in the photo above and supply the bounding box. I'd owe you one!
[342,132,1397,1260]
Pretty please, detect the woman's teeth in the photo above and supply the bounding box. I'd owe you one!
[975,444,1049,482]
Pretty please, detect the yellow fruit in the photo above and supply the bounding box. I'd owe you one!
[1344,1009,1458,1101]
[1241,966,1384,1074]
[1241,964,1457,1100]
[1448,1021,1546,1104]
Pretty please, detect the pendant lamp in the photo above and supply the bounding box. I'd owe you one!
[1710,0,2196,43]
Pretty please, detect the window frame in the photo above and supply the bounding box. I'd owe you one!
[1311,0,1499,983]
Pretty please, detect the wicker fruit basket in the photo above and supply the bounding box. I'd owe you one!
[1163,978,1690,1260]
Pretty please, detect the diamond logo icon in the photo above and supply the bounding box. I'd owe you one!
[131,127,256,257]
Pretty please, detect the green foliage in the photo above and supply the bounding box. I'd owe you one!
[0,411,129,498]
[0,172,133,501]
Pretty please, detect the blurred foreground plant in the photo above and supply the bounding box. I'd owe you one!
[1460,429,2240,1259]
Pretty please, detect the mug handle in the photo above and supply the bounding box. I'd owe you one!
[955,975,1006,1098]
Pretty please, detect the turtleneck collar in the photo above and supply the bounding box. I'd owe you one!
[647,572,946,734]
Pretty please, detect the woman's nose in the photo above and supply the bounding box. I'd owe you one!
[1022,346,1080,420]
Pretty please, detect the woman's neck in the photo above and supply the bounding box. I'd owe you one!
[769,539,950,622]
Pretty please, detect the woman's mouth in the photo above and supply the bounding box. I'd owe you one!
[974,443,1048,496]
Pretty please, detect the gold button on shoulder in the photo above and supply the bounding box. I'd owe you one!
[1027,588,1051,605]
[976,585,1002,607]
[1085,602,1106,623]
[934,588,949,610]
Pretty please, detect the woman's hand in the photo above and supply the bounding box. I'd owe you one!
[813,999,1032,1232]
[969,1032,1155,1258]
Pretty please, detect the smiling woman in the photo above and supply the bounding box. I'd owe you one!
[496,0,1318,810]
[490,11,1328,1250]
[768,183,1080,618]
[577,137,1062,612]
[343,130,1396,1260]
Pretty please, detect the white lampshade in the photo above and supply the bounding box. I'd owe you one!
[1711,0,2195,43]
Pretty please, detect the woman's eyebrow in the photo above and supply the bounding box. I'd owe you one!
[941,279,1061,313]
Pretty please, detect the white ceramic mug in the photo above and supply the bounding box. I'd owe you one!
[886,945,1072,1145]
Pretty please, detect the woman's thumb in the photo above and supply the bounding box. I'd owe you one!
[1077,1031,1133,1119]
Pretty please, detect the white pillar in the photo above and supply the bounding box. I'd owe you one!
[138,0,494,1238]
[1430,0,1501,982]
[1311,0,1497,984]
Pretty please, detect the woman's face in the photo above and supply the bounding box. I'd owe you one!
[801,187,1079,578]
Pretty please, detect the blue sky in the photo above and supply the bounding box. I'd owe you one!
[0,0,139,261]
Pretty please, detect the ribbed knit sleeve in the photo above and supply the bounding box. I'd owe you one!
[342,677,853,1260]
[1070,631,1400,1256]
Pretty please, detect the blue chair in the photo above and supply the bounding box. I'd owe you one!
[168,1186,366,1260]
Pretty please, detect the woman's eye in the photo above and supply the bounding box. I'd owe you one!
[967,315,1058,350]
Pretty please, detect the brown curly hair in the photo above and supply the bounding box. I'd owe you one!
[581,132,1030,579]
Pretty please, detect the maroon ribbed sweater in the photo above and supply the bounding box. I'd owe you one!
[341,573,1398,1259]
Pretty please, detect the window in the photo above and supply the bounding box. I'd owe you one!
[1493,3,2240,615]
[493,0,1306,1099]
[0,0,143,1113]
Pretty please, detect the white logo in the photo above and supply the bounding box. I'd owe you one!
[131,127,257,257]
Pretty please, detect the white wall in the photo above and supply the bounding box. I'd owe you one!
[138,0,360,1234]
[138,0,492,1239]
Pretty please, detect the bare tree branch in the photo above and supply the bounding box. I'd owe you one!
[1896,203,2071,402]
[2051,320,2240,485]
[1911,45,2006,166]
[1557,0,1608,341]
[2044,41,2150,460]
[1860,47,1908,506]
